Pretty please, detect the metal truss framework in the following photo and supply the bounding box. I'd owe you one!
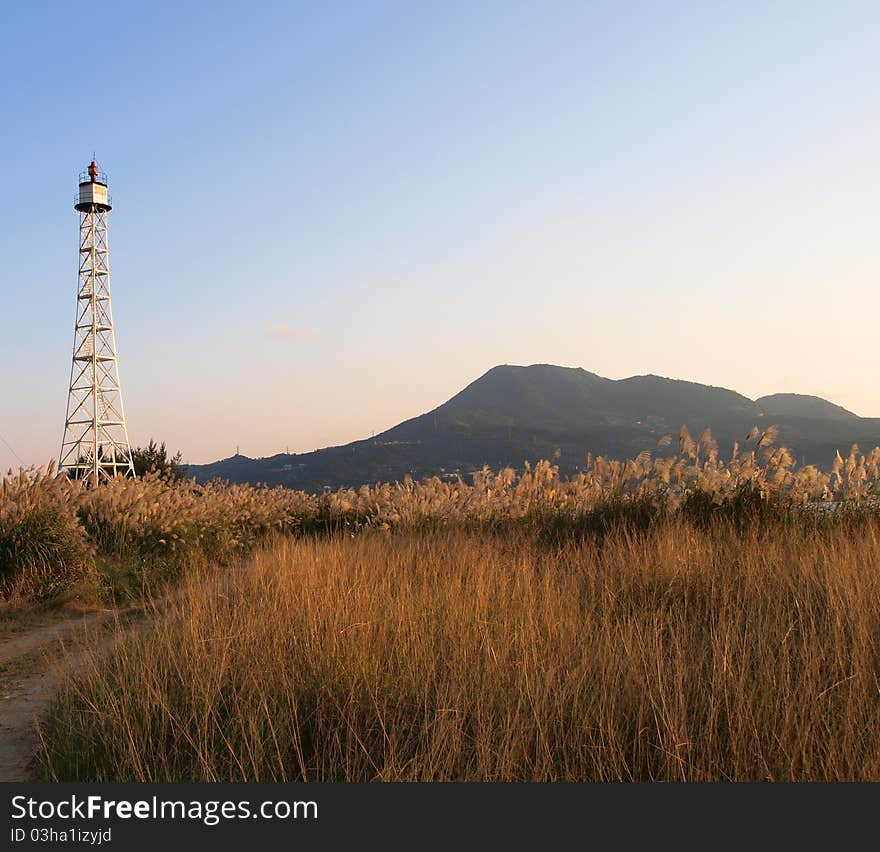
[60,206,135,481]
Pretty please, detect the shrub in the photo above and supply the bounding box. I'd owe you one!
[0,465,93,600]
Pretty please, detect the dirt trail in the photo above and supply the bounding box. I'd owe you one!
[0,609,135,782]
[0,610,113,668]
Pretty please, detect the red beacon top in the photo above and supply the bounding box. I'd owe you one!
[88,160,99,182]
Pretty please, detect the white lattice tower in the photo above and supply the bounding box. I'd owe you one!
[60,160,135,482]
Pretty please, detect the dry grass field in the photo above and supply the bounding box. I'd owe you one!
[4,428,880,782]
[37,520,880,782]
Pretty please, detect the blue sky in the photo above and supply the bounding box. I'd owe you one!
[2,1,878,468]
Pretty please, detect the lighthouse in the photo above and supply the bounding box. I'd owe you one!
[59,159,135,481]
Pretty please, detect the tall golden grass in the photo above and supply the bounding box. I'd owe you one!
[13,429,880,780]
[38,521,880,781]
[3,428,880,600]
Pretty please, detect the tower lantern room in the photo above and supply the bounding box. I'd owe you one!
[75,159,111,212]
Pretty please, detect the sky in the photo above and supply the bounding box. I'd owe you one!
[1,1,878,469]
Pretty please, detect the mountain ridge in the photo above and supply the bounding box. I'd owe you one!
[188,364,880,490]
[756,393,859,421]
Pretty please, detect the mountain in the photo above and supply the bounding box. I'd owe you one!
[187,364,880,490]
[756,393,858,421]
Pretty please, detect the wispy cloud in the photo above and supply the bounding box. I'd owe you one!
[268,324,320,343]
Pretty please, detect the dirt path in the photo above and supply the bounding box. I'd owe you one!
[0,610,114,668]
[0,609,137,782]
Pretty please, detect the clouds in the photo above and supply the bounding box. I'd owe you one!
[268,324,320,343]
